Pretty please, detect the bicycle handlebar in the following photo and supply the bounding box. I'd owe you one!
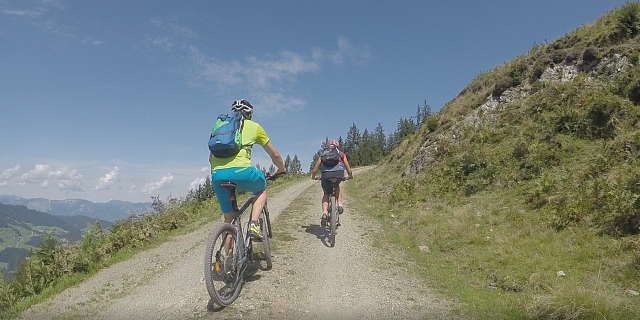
[312,176,353,181]
[266,171,286,181]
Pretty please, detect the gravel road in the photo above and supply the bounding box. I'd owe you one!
[15,173,462,320]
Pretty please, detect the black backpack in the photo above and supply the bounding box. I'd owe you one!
[320,146,341,167]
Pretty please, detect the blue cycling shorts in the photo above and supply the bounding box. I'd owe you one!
[211,166,267,214]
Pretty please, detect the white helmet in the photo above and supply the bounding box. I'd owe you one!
[231,99,253,116]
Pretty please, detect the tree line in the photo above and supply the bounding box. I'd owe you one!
[256,154,303,176]
[309,100,437,170]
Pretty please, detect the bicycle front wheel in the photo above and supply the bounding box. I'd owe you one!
[329,194,338,247]
[204,223,244,306]
[259,209,273,270]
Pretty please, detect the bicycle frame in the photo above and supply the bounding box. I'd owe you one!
[220,182,263,273]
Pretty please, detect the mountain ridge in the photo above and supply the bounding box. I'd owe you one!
[0,194,152,222]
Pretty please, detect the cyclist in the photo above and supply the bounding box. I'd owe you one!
[209,99,286,239]
[310,140,353,223]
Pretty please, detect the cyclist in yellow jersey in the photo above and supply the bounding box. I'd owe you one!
[210,100,286,239]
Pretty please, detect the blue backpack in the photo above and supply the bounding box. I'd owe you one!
[208,112,245,158]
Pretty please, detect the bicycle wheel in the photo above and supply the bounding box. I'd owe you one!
[329,194,338,247]
[204,223,244,306]
[259,210,273,270]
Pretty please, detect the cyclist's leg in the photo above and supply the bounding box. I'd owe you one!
[320,175,332,217]
[322,194,330,212]
[211,169,235,223]
[329,171,345,213]
[232,167,267,237]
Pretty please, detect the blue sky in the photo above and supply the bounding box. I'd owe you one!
[0,0,631,203]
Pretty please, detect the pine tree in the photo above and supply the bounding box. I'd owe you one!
[284,155,292,173]
[359,129,374,165]
[310,151,320,172]
[290,155,302,175]
[373,122,386,159]
[344,123,361,166]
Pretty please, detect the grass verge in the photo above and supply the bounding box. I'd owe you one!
[347,172,640,320]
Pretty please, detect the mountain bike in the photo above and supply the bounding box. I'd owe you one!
[204,173,283,307]
[316,176,349,247]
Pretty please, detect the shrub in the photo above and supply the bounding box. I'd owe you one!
[390,179,418,205]
[615,65,640,105]
[583,47,599,62]
[565,51,578,63]
[615,3,640,40]
[630,51,639,65]
[425,116,439,133]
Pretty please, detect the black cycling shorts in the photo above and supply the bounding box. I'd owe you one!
[321,171,345,195]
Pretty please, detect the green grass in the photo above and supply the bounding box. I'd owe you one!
[348,178,640,319]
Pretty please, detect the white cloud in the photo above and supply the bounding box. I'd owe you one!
[92,40,104,46]
[50,167,84,192]
[169,23,196,38]
[150,19,196,38]
[0,165,21,180]
[94,167,120,190]
[188,177,206,191]
[2,1,76,39]
[6,164,86,192]
[150,36,174,51]
[315,36,373,66]
[2,9,42,17]
[142,174,174,194]
[21,164,52,182]
[184,37,370,114]
[48,166,80,179]
[188,167,210,191]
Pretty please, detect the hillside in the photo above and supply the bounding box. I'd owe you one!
[355,3,640,319]
[0,203,111,275]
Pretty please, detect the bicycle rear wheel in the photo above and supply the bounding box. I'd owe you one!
[204,223,244,306]
[329,194,338,247]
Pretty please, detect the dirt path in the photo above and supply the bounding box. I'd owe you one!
[15,174,461,320]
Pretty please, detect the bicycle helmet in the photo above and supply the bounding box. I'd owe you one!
[327,140,339,147]
[231,99,254,116]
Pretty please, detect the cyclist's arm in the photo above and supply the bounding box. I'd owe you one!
[342,154,354,179]
[261,141,286,174]
[311,158,322,180]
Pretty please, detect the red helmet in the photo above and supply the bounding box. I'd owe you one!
[327,140,339,147]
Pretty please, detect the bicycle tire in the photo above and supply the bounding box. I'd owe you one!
[204,223,244,306]
[329,194,338,247]
[259,211,273,270]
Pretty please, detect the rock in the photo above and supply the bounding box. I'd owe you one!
[625,289,639,296]
[418,245,430,253]
[556,271,566,277]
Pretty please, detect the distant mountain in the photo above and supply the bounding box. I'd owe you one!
[0,195,152,222]
[58,215,114,233]
[0,202,87,274]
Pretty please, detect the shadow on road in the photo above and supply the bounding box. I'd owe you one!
[207,298,225,312]
[302,224,332,248]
